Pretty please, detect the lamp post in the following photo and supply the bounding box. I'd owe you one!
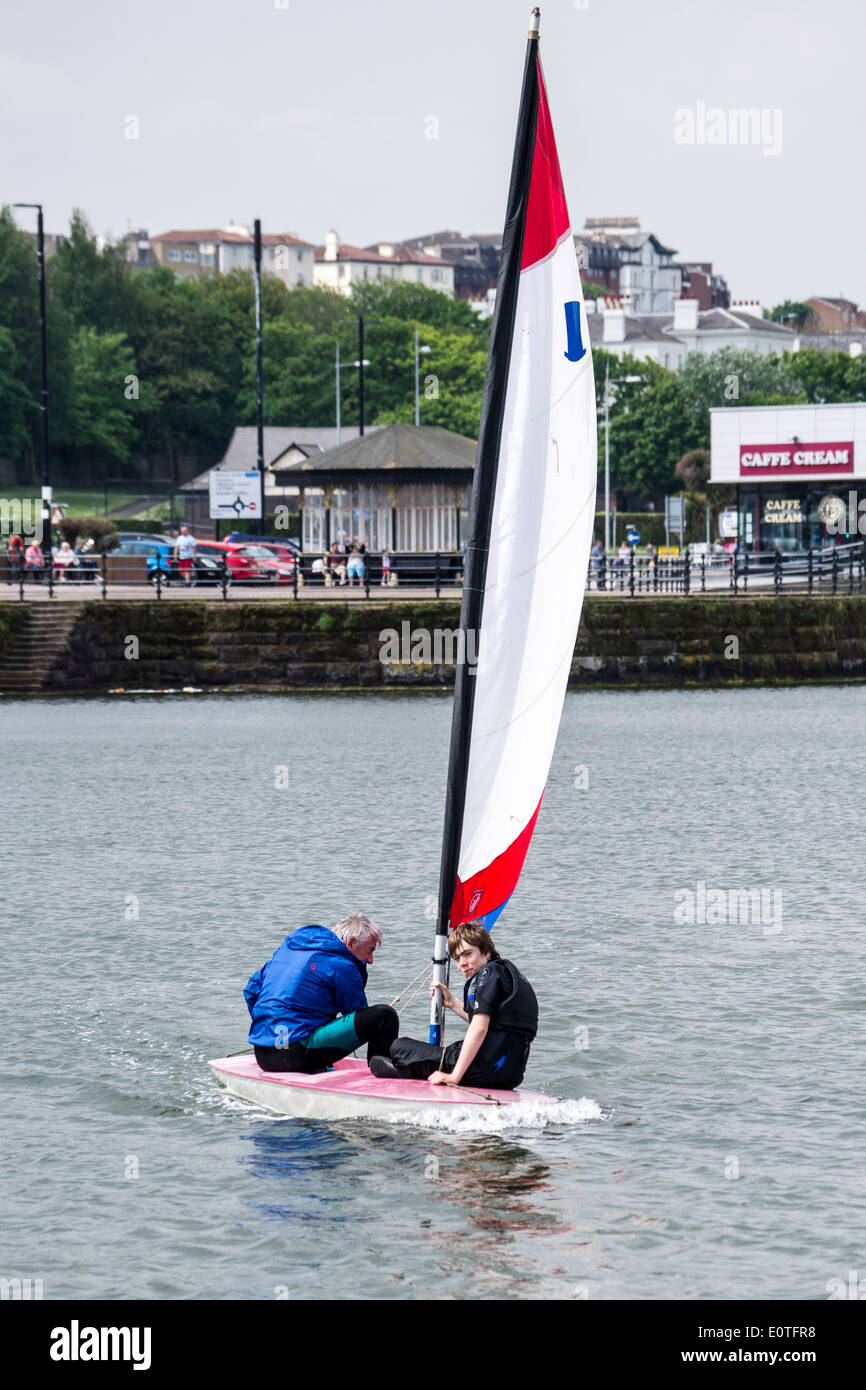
[13,203,50,564]
[414,324,431,426]
[599,363,642,556]
[253,218,265,531]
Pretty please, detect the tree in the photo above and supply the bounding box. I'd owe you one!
[674,448,711,490]
[608,365,697,501]
[767,300,811,330]
[677,348,805,447]
[67,327,142,470]
[785,348,866,403]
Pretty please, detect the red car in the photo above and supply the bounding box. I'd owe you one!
[195,541,274,584]
[227,543,296,584]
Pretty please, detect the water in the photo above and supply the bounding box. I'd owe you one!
[2,687,864,1300]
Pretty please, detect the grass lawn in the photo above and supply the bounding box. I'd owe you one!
[1,487,173,519]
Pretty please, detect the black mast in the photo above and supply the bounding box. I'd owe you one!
[430,8,541,1042]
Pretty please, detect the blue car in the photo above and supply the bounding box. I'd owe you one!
[113,539,227,587]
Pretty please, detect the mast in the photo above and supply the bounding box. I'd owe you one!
[430,8,542,1045]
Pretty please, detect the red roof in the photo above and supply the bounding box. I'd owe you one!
[314,242,450,267]
[152,229,314,248]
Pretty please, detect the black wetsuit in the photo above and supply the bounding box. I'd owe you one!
[389,957,538,1089]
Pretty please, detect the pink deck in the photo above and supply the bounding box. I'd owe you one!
[209,1053,554,1107]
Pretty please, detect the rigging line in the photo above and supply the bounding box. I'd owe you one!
[389,962,433,1007]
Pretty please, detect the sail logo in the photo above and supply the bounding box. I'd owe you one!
[379,622,481,670]
[563,301,586,362]
[49,1320,152,1370]
[673,880,782,936]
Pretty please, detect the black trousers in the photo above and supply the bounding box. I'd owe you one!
[389,1030,530,1090]
[254,1003,399,1075]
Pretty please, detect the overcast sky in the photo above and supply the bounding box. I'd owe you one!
[3,0,864,307]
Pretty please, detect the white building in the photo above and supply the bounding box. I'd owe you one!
[711,401,866,551]
[314,231,454,296]
[149,227,315,286]
[586,298,688,369]
[640,299,796,356]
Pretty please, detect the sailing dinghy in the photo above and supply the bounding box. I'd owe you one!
[210,6,597,1123]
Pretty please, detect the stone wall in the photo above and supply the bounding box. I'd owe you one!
[1,596,865,690]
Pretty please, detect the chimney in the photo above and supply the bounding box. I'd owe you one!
[324,229,339,262]
[603,300,626,344]
[731,298,764,320]
[673,298,700,333]
[377,243,394,258]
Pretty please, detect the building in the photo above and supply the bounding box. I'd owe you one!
[270,424,475,552]
[804,298,866,334]
[398,230,501,302]
[710,401,866,552]
[586,299,688,369]
[179,426,380,529]
[576,217,683,313]
[313,231,454,296]
[642,299,796,356]
[678,262,730,310]
[147,227,316,285]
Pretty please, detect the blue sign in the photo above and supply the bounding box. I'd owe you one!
[626,528,640,545]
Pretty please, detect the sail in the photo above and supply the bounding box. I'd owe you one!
[437,10,597,954]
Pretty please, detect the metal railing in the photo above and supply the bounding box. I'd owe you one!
[5,541,863,601]
[1,550,467,601]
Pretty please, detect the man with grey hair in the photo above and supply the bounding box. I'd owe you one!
[244,913,398,1074]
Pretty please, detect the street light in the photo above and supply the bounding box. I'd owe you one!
[13,203,50,565]
[599,362,642,554]
[334,344,370,446]
[414,324,431,426]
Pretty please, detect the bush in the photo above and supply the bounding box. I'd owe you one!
[56,516,120,551]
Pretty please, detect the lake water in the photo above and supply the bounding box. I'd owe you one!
[2,686,864,1300]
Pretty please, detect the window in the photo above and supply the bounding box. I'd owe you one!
[297,274,304,285]
[184,250,197,262]
[167,249,181,262]
[432,269,442,283]
[338,264,345,279]
[297,249,303,261]
[417,268,423,282]
[200,252,215,267]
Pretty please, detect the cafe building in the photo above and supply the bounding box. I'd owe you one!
[710,402,866,552]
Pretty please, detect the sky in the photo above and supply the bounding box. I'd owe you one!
[3,0,864,307]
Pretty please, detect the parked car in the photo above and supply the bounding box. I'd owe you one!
[226,531,301,556]
[226,543,295,583]
[195,541,275,584]
[114,539,227,586]
[116,531,175,546]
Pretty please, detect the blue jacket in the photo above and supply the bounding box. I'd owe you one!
[244,925,368,1047]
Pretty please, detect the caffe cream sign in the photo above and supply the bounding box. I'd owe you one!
[739,442,854,477]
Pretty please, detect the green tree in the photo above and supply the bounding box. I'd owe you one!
[767,300,811,330]
[785,348,866,403]
[67,327,143,470]
[677,348,805,447]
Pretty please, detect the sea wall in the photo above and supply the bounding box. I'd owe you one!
[1,596,866,690]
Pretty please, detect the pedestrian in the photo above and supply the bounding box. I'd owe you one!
[24,540,44,584]
[346,545,365,587]
[52,541,79,583]
[174,525,196,586]
[380,549,392,586]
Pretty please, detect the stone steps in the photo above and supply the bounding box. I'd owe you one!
[0,606,84,690]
